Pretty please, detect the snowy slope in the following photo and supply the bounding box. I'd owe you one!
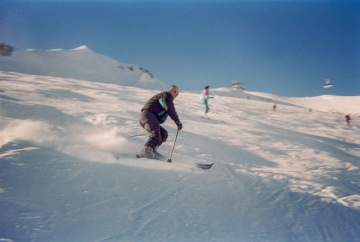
[0,46,167,89]
[245,90,360,116]
[1,71,359,241]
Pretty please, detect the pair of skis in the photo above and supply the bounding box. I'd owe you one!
[136,130,214,170]
[135,154,214,170]
[135,153,213,170]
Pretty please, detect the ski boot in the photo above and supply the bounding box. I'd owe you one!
[137,147,163,160]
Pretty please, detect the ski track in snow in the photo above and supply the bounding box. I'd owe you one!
[1,71,360,241]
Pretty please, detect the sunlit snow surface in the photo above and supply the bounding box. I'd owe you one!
[0,71,359,241]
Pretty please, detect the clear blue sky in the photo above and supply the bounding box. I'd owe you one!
[1,0,359,97]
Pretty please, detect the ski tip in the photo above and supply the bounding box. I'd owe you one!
[196,163,214,170]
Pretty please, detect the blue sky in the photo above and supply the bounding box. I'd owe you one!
[1,0,359,97]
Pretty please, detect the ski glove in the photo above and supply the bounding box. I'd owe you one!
[175,120,183,130]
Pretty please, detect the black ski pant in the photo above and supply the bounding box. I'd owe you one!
[139,110,168,150]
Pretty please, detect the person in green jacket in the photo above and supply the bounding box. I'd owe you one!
[201,86,213,115]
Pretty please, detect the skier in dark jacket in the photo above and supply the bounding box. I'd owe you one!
[139,85,182,159]
[345,114,352,127]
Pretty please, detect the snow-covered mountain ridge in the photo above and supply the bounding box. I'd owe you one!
[245,90,360,115]
[0,45,167,89]
[206,87,360,116]
[1,45,358,116]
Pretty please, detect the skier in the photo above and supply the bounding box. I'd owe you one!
[138,85,183,159]
[272,104,277,111]
[345,114,352,127]
[201,86,213,115]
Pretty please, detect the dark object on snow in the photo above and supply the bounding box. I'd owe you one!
[196,163,214,170]
[272,104,277,111]
[345,114,352,127]
[0,43,14,56]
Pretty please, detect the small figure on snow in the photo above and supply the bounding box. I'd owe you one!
[345,114,352,127]
[272,104,277,111]
[138,85,183,159]
[201,86,214,115]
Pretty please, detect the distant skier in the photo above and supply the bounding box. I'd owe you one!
[138,85,183,159]
[345,114,352,127]
[201,86,213,115]
[272,104,277,111]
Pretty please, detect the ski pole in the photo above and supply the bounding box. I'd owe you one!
[167,129,179,163]
[125,133,147,138]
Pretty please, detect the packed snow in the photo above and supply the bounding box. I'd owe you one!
[0,48,359,241]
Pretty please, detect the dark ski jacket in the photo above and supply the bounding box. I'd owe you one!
[141,91,179,124]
